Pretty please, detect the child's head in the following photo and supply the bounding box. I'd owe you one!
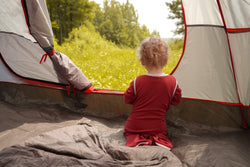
[138,37,169,69]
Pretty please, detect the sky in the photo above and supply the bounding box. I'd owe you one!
[92,0,176,38]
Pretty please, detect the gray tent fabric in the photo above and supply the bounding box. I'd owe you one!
[172,26,238,103]
[0,32,66,84]
[227,32,250,106]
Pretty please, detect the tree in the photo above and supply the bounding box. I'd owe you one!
[46,0,96,44]
[93,0,156,48]
[137,25,151,42]
[98,0,129,46]
[166,0,184,36]
[151,30,160,37]
[121,0,139,47]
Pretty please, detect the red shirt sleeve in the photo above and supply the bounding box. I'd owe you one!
[171,84,182,105]
[124,80,136,104]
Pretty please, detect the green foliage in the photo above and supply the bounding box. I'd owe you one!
[167,38,184,51]
[46,0,96,44]
[49,0,182,90]
[164,38,183,74]
[47,0,157,48]
[93,0,155,48]
[166,0,184,36]
[55,26,183,91]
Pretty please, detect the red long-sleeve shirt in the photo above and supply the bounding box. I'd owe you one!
[124,74,182,134]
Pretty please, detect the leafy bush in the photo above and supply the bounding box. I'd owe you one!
[55,26,182,91]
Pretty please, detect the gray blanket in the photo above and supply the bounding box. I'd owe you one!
[0,124,181,167]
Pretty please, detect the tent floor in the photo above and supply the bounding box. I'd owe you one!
[0,100,250,167]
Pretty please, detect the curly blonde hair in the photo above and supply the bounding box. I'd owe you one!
[139,37,169,68]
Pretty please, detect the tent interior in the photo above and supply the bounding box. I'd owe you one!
[0,0,250,166]
[0,83,250,167]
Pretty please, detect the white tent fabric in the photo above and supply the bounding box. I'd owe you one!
[173,0,250,107]
[220,0,250,28]
[182,0,223,26]
[0,0,36,42]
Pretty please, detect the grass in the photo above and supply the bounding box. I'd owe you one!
[55,26,183,91]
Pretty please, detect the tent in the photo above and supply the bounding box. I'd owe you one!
[0,0,249,166]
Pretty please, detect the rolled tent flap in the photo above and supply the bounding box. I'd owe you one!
[23,0,54,53]
[1,0,93,91]
[50,52,92,91]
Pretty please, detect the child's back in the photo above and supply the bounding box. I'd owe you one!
[124,37,182,150]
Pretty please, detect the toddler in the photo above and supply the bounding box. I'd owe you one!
[124,37,182,150]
